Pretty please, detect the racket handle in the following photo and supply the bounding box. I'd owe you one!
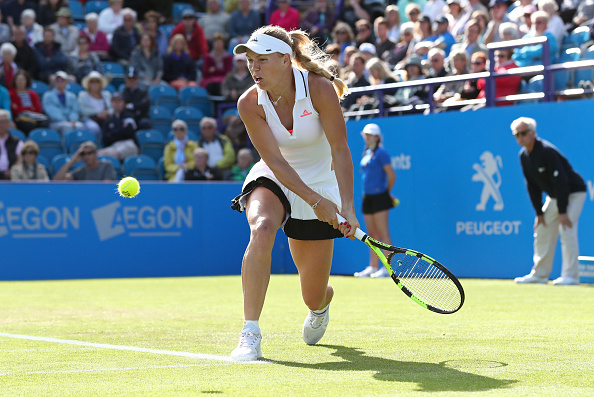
[335,213,367,241]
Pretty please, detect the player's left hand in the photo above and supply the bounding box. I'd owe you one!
[559,213,573,230]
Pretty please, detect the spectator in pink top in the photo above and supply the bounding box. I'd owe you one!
[269,0,300,31]
[80,13,110,61]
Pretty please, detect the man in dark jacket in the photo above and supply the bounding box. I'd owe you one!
[13,25,39,80]
[121,66,151,130]
[511,117,587,286]
[97,92,139,161]
[109,8,141,65]
[34,27,69,83]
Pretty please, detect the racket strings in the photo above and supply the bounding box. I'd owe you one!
[392,253,462,312]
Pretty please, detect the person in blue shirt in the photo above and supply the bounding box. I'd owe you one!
[512,11,559,67]
[425,15,457,57]
[354,123,398,278]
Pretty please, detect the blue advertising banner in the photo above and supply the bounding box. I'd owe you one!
[0,99,592,280]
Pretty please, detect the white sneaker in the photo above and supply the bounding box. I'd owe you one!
[303,305,329,345]
[370,266,390,278]
[354,266,376,277]
[231,325,262,361]
[514,274,548,284]
[552,276,579,286]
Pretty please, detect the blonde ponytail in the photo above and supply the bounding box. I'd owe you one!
[249,26,349,101]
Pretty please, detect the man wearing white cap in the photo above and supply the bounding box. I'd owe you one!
[42,70,84,136]
[229,26,360,361]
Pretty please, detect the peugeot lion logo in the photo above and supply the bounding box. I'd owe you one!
[472,151,504,211]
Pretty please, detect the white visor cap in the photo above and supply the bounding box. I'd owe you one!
[233,33,292,57]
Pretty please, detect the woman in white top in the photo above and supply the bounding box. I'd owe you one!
[78,71,112,140]
[229,25,359,361]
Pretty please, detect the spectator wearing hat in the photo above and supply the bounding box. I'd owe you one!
[170,9,209,62]
[513,11,558,67]
[222,53,253,102]
[98,0,124,42]
[1,0,38,27]
[109,8,140,66]
[12,26,38,80]
[398,0,427,23]
[121,66,151,130]
[37,0,68,26]
[228,0,261,50]
[374,17,397,64]
[301,0,336,44]
[21,9,43,47]
[269,0,300,31]
[34,26,70,83]
[69,35,104,84]
[0,42,18,90]
[42,70,83,136]
[54,141,117,181]
[130,32,164,90]
[422,0,446,22]
[446,0,470,40]
[358,42,377,64]
[97,92,139,161]
[450,18,488,68]
[425,15,456,56]
[80,13,110,61]
[78,71,112,139]
[355,19,375,48]
[484,0,513,44]
[199,0,231,42]
[415,13,433,42]
[49,7,79,56]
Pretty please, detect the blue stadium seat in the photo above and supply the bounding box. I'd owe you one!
[575,46,594,86]
[172,3,195,22]
[159,24,175,39]
[9,128,26,141]
[570,26,590,48]
[173,106,204,131]
[158,156,165,180]
[180,86,214,117]
[36,154,50,174]
[150,85,181,113]
[98,155,122,179]
[104,84,116,94]
[136,129,166,162]
[167,129,198,142]
[66,82,84,95]
[103,62,125,87]
[123,155,160,180]
[64,129,96,153]
[31,80,50,97]
[85,0,110,14]
[29,128,64,161]
[70,0,84,21]
[554,48,581,90]
[149,105,173,136]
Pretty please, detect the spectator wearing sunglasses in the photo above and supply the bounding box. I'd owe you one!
[10,140,49,181]
[163,119,198,182]
[399,0,425,23]
[53,141,116,181]
[511,117,586,286]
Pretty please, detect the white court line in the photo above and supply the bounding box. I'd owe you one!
[0,333,269,364]
[0,363,229,377]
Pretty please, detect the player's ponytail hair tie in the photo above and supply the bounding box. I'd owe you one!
[329,76,335,81]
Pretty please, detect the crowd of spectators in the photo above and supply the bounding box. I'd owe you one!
[1,0,593,182]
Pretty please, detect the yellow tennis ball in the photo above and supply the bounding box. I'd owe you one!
[117,177,140,198]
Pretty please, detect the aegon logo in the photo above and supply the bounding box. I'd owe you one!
[457,152,522,236]
[0,202,79,238]
[92,202,192,241]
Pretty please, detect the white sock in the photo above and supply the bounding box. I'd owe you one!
[243,320,260,331]
[312,304,329,316]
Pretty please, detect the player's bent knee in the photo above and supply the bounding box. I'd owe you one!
[249,216,279,242]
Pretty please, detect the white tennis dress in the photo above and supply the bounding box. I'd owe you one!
[237,67,342,224]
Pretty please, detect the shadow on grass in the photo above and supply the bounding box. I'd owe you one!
[273,345,517,392]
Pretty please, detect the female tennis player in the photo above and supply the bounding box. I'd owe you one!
[230,26,359,360]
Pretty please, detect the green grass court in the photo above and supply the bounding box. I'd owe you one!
[1,276,593,396]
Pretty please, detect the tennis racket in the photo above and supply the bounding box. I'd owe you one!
[337,214,464,314]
